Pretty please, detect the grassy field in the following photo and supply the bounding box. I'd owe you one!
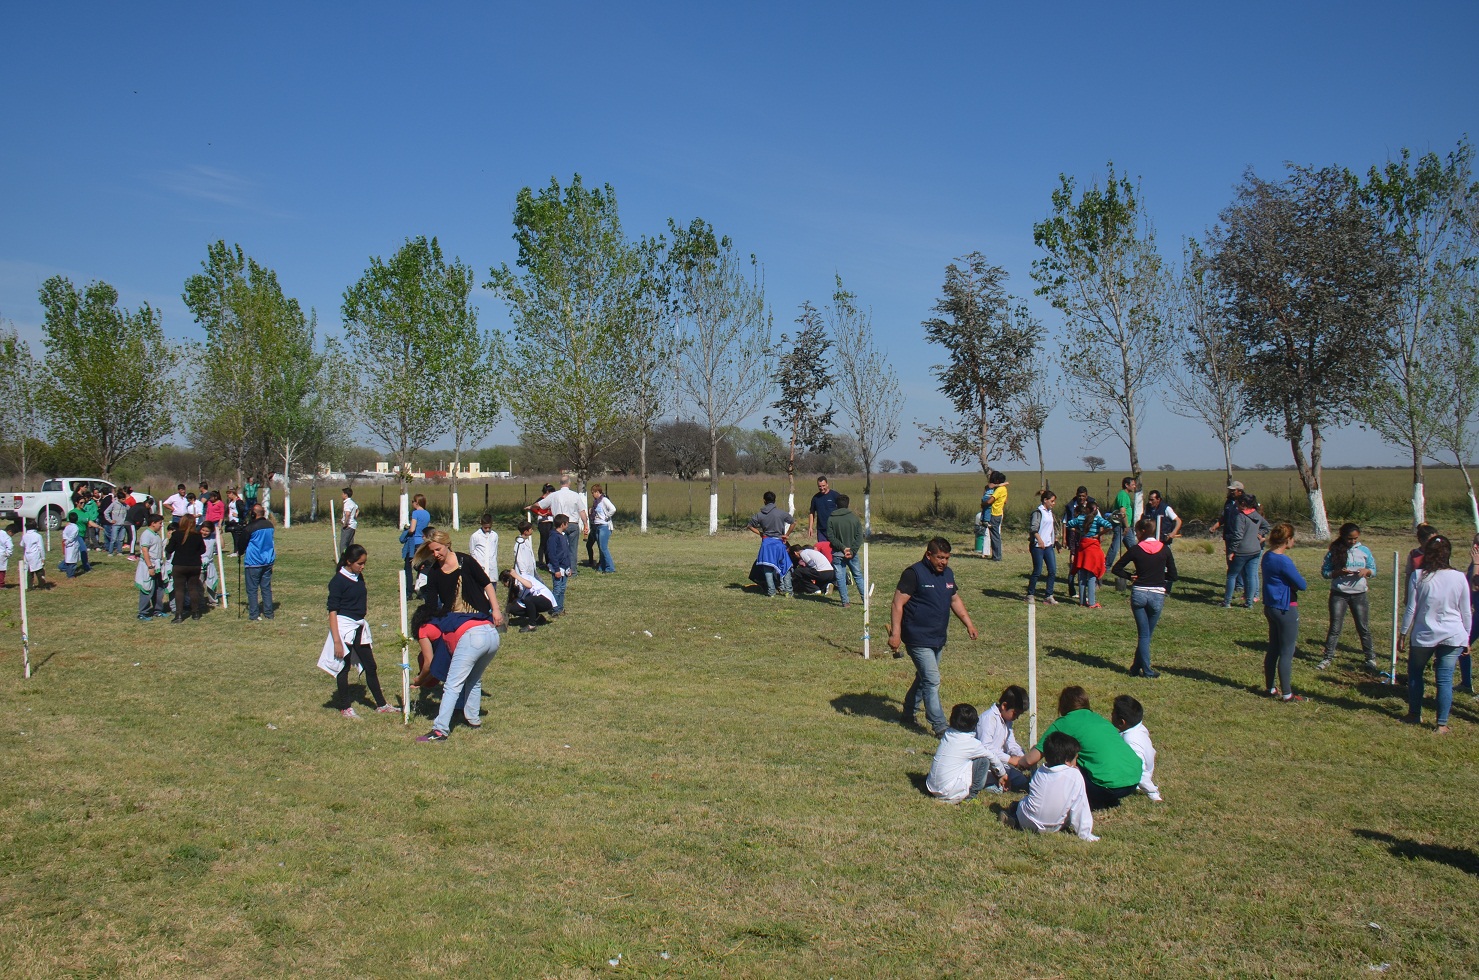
[2,521,1476,977]
[252,467,1479,535]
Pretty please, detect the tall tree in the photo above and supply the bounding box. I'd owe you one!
[1014,364,1056,491]
[261,322,337,528]
[668,220,773,534]
[765,300,835,513]
[443,318,500,530]
[1206,165,1402,539]
[918,253,1039,474]
[1359,139,1479,525]
[628,236,680,531]
[342,236,460,519]
[828,277,903,530]
[0,321,44,488]
[1430,274,1479,529]
[487,175,644,490]
[1032,163,1168,487]
[1165,242,1251,484]
[37,277,178,477]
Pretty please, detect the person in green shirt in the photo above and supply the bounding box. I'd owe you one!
[1107,475,1138,569]
[827,494,864,608]
[1021,685,1142,809]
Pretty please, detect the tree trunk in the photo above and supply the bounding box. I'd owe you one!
[1458,459,1479,532]
[708,433,720,535]
[1411,448,1426,527]
[282,459,292,528]
[1221,437,1234,487]
[1308,488,1331,541]
[1035,429,1046,491]
[640,427,649,533]
[451,448,461,531]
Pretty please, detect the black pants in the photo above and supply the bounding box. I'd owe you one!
[173,567,204,620]
[337,644,387,709]
[1083,779,1137,811]
[792,566,837,594]
[518,594,555,623]
[536,522,552,566]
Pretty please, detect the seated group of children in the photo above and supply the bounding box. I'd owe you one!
[924,684,1161,842]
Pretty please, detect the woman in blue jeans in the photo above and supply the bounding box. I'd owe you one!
[1400,534,1471,734]
[1110,518,1177,678]
[1261,523,1307,702]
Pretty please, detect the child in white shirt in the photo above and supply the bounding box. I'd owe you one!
[926,703,993,804]
[61,515,82,578]
[0,521,12,588]
[469,513,499,582]
[21,521,48,589]
[1112,695,1163,802]
[974,684,1031,793]
[1000,731,1098,841]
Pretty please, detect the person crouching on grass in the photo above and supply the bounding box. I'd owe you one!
[1000,731,1099,842]
[500,569,555,632]
[324,545,397,719]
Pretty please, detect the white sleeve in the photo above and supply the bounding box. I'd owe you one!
[1005,726,1024,760]
[1067,775,1097,841]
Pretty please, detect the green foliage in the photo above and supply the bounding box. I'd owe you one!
[1032,163,1168,477]
[0,321,43,486]
[343,235,466,481]
[764,300,835,497]
[919,253,1039,473]
[487,175,645,487]
[37,276,178,476]
[829,276,903,498]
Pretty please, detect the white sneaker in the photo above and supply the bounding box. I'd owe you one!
[375,704,399,714]
[340,707,359,719]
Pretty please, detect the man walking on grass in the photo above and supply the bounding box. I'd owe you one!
[888,537,979,737]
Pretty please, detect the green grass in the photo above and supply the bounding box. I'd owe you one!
[1,522,1476,977]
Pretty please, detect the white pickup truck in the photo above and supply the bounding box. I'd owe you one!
[0,478,150,530]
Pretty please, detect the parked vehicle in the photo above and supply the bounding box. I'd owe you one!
[0,478,151,530]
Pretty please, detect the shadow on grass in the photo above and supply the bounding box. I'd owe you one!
[905,771,933,799]
[830,692,899,724]
[1353,829,1479,876]
[981,587,1027,602]
[1047,646,1127,675]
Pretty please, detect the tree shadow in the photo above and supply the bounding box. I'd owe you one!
[981,587,1027,602]
[1353,829,1479,876]
[1046,646,1127,674]
[830,692,900,724]
[1156,663,1254,693]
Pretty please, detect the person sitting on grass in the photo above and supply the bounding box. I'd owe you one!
[789,541,837,597]
[974,684,1031,793]
[1019,686,1143,810]
[500,568,555,632]
[925,703,993,804]
[1111,694,1163,803]
[999,731,1098,842]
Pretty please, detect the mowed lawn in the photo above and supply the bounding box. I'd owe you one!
[1,523,1476,978]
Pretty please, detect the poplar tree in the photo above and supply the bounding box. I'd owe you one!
[764,300,835,513]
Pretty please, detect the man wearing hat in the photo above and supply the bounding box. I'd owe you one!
[1209,481,1247,565]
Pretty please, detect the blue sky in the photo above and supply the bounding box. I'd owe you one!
[2,2,1475,473]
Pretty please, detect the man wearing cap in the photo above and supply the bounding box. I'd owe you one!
[1209,482,1247,565]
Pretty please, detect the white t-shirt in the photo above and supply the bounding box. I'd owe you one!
[974,705,1025,776]
[470,528,499,581]
[342,497,359,530]
[1402,567,1472,648]
[592,496,616,526]
[1015,764,1097,840]
[187,500,205,519]
[1035,506,1056,548]
[1119,722,1162,801]
[537,487,587,528]
[164,493,189,517]
[797,548,833,573]
[926,729,991,802]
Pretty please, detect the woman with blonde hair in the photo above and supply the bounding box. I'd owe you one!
[415,528,501,616]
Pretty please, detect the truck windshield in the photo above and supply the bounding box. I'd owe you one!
[41,480,61,491]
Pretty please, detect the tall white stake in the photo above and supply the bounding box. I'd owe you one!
[328,497,338,562]
[862,539,871,660]
[399,568,411,724]
[451,489,461,531]
[641,490,648,534]
[19,558,30,679]
[1027,595,1038,745]
[1390,550,1400,685]
[708,493,719,535]
[399,489,410,529]
[283,466,292,528]
[215,528,229,610]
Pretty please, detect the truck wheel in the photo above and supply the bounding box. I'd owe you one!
[44,506,63,531]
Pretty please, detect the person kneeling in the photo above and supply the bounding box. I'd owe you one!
[1000,731,1099,841]
[926,703,993,804]
[789,542,837,597]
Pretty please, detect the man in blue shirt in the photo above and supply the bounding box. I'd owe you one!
[807,476,842,543]
[233,504,276,621]
[888,537,979,737]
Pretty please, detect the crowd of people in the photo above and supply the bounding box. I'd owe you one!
[744,477,866,605]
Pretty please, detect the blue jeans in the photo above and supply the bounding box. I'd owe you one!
[988,515,1004,560]
[835,553,863,605]
[1130,589,1165,672]
[433,624,500,733]
[245,564,274,620]
[105,524,125,555]
[1107,524,1135,569]
[564,526,581,577]
[1408,643,1462,726]
[552,573,568,613]
[61,561,78,578]
[1028,545,1057,598]
[79,538,91,572]
[595,524,615,572]
[1078,572,1098,606]
[1225,552,1259,606]
[904,644,946,735]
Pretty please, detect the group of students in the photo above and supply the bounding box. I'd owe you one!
[926,684,1161,842]
[745,479,866,606]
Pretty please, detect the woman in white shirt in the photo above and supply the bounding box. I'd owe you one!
[1399,534,1471,734]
